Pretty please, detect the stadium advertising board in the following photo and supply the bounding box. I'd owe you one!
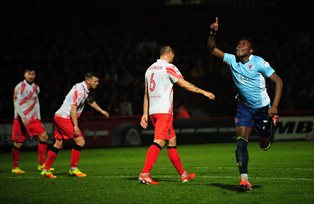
[1,116,313,149]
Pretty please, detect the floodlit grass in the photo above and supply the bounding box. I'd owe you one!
[0,141,313,203]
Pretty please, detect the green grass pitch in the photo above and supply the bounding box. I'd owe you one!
[0,141,313,203]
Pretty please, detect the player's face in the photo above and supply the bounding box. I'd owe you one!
[236,39,253,57]
[168,52,175,63]
[87,76,99,89]
[24,70,36,84]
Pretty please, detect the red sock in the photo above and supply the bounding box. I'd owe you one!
[44,149,58,170]
[167,147,184,175]
[70,148,81,168]
[38,142,48,165]
[12,147,21,168]
[141,144,161,173]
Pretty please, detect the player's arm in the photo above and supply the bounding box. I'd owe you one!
[140,85,149,129]
[88,101,109,118]
[70,104,81,136]
[176,78,215,100]
[35,97,41,120]
[268,73,283,116]
[207,17,224,59]
[13,85,29,126]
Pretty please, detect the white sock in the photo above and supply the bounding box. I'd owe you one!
[241,174,248,181]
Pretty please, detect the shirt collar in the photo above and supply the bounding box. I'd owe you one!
[157,59,168,63]
[82,81,90,94]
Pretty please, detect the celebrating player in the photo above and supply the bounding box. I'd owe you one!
[41,71,109,178]
[207,17,283,191]
[138,45,215,184]
[11,67,52,173]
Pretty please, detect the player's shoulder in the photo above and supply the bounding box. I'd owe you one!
[224,52,236,61]
[252,55,271,67]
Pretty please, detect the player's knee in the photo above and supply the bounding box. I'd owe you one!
[75,137,85,147]
[236,137,248,149]
[153,139,166,148]
[49,145,61,154]
[168,137,177,147]
[73,143,84,151]
[54,139,63,149]
[13,142,23,149]
[39,132,49,142]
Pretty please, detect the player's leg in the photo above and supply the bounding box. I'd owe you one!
[68,136,86,177]
[139,114,166,184]
[41,139,62,178]
[234,104,254,191]
[11,118,26,174]
[41,115,66,178]
[256,106,278,150]
[11,142,25,174]
[235,126,252,191]
[38,132,48,167]
[167,136,196,182]
[138,139,165,184]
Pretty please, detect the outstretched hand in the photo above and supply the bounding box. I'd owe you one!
[203,91,215,100]
[210,17,219,32]
[102,110,110,118]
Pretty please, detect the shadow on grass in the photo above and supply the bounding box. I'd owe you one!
[208,183,262,192]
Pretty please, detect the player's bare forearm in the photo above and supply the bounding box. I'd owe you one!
[70,105,79,127]
[207,35,216,53]
[176,79,215,100]
[269,73,283,115]
[142,87,149,116]
[273,79,283,107]
[207,17,224,59]
[89,101,109,118]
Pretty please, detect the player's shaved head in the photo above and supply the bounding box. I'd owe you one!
[160,46,174,56]
[85,71,99,80]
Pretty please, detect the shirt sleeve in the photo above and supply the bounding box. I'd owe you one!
[13,84,25,118]
[72,87,85,106]
[166,65,183,83]
[223,53,236,67]
[258,58,275,77]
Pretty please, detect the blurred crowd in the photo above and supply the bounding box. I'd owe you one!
[1,5,313,120]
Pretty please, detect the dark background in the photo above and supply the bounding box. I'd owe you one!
[1,0,313,120]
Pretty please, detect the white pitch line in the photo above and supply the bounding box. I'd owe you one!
[160,166,314,171]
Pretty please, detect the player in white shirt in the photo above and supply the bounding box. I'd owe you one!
[41,72,109,178]
[138,46,215,184]
[11,68,51,174]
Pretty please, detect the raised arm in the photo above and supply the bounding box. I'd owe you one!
[176,78,215,100]
[268,73,283,117]
[207,17,225,59]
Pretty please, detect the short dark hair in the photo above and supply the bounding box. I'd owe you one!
[160,45,174,56]
[24,67,36,73]
[240,36,255,50]
[85,71,99,80]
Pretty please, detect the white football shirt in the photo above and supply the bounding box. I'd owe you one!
[55,81,90,118]
[145,59,183,115]
[13,80,41,120]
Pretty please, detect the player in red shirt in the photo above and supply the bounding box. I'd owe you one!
[138,46,215,184]
[11,68,52,174]
[41,72,109,178]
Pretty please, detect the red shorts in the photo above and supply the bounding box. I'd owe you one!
[150,114,176,140]
[11,118,46,143]
[54,115,82,140]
